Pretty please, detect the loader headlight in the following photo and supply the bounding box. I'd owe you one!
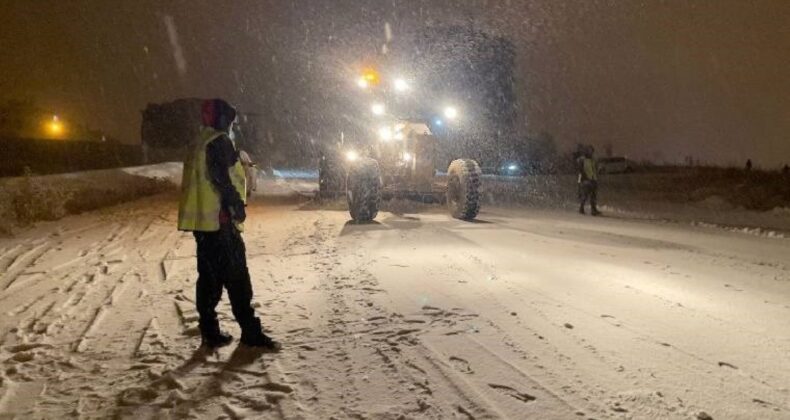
[345,150,359,162]
[402,152,413,162]
[371,103,385,116]
[378,126,393,141]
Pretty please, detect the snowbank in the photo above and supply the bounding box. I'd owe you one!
[121,162,183,183]
[482,171,790,237]
[0,164,176,235]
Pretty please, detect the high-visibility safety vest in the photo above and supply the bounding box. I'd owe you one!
[178,127,247,232]
[579,157,598,183]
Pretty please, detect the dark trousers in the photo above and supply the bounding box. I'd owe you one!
[193,223,258,337]
[579,180,598,211]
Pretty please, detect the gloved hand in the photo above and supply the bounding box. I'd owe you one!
[229,201,246,223]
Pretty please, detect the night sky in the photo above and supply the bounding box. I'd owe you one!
[1,0,788,166]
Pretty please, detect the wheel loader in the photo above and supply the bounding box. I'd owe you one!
[319,120,482,222]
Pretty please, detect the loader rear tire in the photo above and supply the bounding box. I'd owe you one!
[347,158,381,222]
[446,159,481,220]
[319,156,344,199]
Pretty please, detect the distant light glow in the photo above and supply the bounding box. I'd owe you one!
[48,115,63,136]
[371,103,385,116]
[508,164,518,171]
[434,119,443,126]
[378,126,393,141]
[443,106,458,120]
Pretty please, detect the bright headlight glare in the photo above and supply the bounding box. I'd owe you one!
[394,78,408,92]
[345,150,359,161]
[378,127,393,141]
[371,103,385,116]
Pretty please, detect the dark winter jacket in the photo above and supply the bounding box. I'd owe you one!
[202,99,244,222]
[207,135,244,223]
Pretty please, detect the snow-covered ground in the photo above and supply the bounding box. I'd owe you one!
[1,185,789,419]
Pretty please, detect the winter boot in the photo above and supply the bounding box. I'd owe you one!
[199,317,233,349]
[240,318,281,352]
[241,332,281,352]
[202,332,234,349]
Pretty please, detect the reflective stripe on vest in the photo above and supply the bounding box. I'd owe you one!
[583,158,598,181]
[177,127,247,232]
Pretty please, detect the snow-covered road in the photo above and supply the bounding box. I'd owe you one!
[1,193,788,419]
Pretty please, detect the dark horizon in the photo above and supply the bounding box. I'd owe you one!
[2,0,788,166]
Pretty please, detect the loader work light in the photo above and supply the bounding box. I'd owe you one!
[345,150,359,162]
[443,106,458,120]
[360,68,380,86]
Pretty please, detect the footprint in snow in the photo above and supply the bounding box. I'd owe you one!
[488,383,536,403]
[449,356,473,374]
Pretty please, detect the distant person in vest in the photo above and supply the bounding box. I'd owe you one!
[177,98,280,351]
[577,144,601,216]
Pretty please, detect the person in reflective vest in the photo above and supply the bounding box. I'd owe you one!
[177,98,280,351]
[577,144,601,216]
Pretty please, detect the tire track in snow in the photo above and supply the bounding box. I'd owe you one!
[1,241,52,290]
[444,222,790,417]
[362,224,610,417]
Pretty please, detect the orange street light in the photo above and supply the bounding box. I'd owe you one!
[47,115,64,137]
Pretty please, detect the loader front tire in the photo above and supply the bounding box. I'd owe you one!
[347,158,381,222]
[446,159,481,220]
